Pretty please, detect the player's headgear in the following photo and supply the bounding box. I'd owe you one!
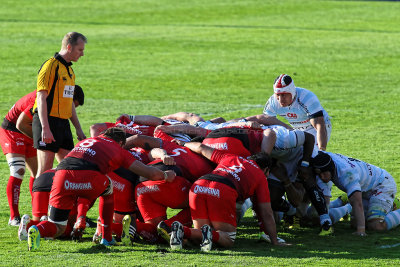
[102,127,127,146]
[273,74,296,101]
[73,85,84,106]
[311,151,335,174]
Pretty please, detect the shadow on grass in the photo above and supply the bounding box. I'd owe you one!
[233,216,400,260]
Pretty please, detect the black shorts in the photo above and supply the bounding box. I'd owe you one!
[32,113,74,153]
[32,171,55,192]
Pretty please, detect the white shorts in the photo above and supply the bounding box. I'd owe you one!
[364,171,397,221]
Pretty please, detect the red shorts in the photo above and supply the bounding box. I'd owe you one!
[49,169,110,210]
[107,172,136,214]
[135,176,191,222]
[0,128,36,157]
[189,179,238,227]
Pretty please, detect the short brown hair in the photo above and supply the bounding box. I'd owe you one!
[102,127,126,145]
[61,32,87,50]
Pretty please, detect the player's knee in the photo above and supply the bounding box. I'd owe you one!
[7,157,26,179]
[55,224,68,237]
[368,219,387,231]
[218,231,236,247]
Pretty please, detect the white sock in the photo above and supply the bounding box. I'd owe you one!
[329,197,344,208]
[329,203,352,224]
[384,209,400,230]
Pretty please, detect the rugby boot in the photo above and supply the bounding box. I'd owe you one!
[100,237,117,247]
[71,216,86,241]
[200,224,212,252]
[28,225,40,251]
[121,215,136,246]
[92,217,102,244]
[157,221,172,243]
[8,216,21,227]
[18,214,30,241]
[170,221,184,250]
[319,221,334,236]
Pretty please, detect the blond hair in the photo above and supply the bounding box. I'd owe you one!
[61,32,87,50]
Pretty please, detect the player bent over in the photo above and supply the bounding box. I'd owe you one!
[26,127,176,251]
[167,142,289,251]
[312,151,400,236]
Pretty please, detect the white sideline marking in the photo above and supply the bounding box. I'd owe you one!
[378,243,400,249]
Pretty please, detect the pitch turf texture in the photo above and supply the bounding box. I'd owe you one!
[1,0,400,265]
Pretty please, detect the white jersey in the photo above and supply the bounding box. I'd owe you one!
[263,125,320,185]
[262,125,318,161]
[327,152,393,198]
[263,87,331,132]
[194,119,247,130]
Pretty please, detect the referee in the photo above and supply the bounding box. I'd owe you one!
[32,32,87,177]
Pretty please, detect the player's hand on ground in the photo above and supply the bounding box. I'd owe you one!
[352,231,367,237]
[161,155,176,165]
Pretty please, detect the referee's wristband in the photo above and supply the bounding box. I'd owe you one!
[300,161,310,167]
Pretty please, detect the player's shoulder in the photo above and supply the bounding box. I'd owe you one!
[296,87,318,98]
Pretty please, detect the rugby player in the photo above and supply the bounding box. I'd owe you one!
[167,142,288,250]
[1,91,37,226]
[259,74,331,151]
[26,127,176,251]
[312,151,400,235]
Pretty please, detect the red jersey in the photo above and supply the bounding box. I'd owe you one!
[203,126,264,157]
[209,150,270,203]
[63,135,136,174]
[128,147,150,165]
[4,91,36,124]
[151,129,214,182]
[105,117,155,137]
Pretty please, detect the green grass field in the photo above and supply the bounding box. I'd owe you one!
[1,0,400,265]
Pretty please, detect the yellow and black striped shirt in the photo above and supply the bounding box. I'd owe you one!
[33,53,75,119]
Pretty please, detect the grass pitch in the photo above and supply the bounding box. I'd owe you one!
[1,0,400,265]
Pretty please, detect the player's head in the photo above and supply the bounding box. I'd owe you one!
[311,151,336,182]
[249,152,272,173]
[274,74,296,106]
[73,85,84,107]
[102,127,127,146]
[61,32,87,62]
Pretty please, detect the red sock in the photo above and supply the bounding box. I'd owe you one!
[36,221,57,238]
[136,221,158,243]
[99,195,114,241]
[76,198,92,219]
[112,222,123,237]
[182,225,191,238]
[7,176,22,218]
[29,176,35,197]
[211,230,220,242]
[62,224,73,237]
[165,208,192,227]
[32,191,50,218]
[26,220,40,231]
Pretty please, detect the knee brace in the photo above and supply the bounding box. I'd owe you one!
[7,157,26,179]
